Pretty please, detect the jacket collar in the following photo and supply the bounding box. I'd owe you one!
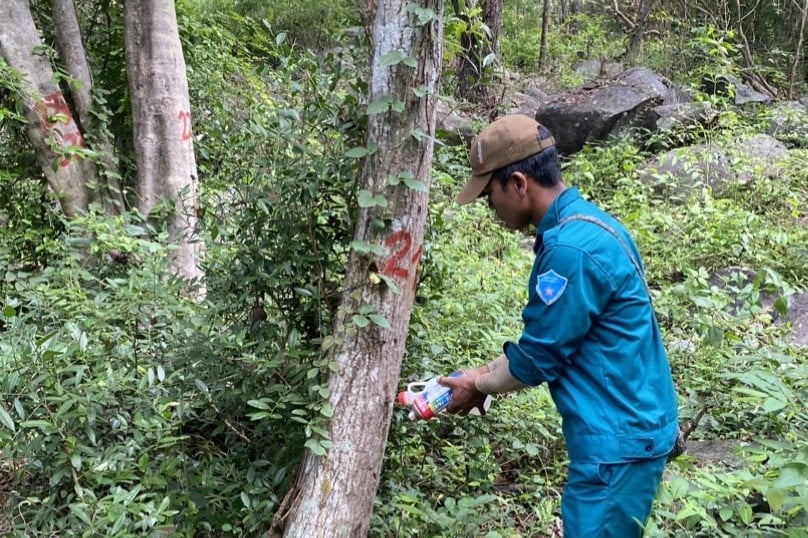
[533,187,581,252]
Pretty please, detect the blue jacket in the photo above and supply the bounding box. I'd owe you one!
[505,187,678,463]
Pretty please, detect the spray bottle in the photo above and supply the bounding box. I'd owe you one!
[397,372,491,420]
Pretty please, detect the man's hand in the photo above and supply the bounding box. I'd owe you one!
[438,370,489,416]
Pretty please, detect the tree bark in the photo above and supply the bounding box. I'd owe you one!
[539,0,552,69]
[456,0,502,108]
[626,0,657,61]
[789,0,808,98]
[51,0,123,213]
[123,0,204,293]
[0,0,99,217]
[275,0,443,535]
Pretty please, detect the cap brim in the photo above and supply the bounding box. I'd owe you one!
[455,173,492,205]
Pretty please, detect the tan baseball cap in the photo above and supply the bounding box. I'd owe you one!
[456,114,556,205]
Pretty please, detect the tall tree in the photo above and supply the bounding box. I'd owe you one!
[272,0,444,535]
[626,0,656,61]
[51,0,122,213]
[539,0,552,69]
[0,0,203,291]
[789,0,808,97]
[124,0,204,291]
[0,0,110,216]
[455,0,503,108]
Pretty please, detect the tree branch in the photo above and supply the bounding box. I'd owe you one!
[611,0,635,30]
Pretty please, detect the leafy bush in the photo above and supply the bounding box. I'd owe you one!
[1,211,199,535]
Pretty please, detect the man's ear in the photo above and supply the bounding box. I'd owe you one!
[510,171,529,197]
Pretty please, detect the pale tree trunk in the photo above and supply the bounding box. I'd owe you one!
[539,0,552,69]
[789,0,808,98]
[51,0,123,213]
[0,0,101,217]
[274,0,443,535]
[124,0,205,293]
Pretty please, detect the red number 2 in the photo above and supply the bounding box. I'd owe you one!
[177,111,192,141]
[381,230,422,283]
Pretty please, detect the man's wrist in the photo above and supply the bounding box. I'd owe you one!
[474,355,527,394]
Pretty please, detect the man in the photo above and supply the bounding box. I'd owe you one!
[439,114,678,537]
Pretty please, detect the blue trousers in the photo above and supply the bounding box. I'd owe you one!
[561,456,667,537]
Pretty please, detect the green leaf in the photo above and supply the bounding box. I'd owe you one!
[0,405,15,432]
[403,177,428,192]
[124,224,146,236]
[20,420,52,430]
[12,398,25,421]
[352,315,370,328]
[349,240,384,256]
[773,462,808,489]
[376,273,400,293]
[762,397,787,413]
[766,487,786,512]
[668,477,690,499]
[357,190,388,208]
[774,296,788,316]
[674,504,700,521]
[2,306,15,318]
[247,399,270,410]
[737,501,752,525]
[69,504,93,526]
[380,50,410,67]
[406,4,438,25]
[367,96,392,115]
[194,379,209,394]
[368,314,390,328]
[345,146,372,159]
[305,439,327,456]
[412,85,430,97]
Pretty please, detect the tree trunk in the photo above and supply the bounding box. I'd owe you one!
[51,0,123,213]
[626,0,656,61]
[789,0,808,98]
[0,0,100,217]
[539,0,552,69]
[123,0,204,293]
[456,0,502,108]
[274,0,443,535]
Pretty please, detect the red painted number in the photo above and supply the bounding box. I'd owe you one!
[381,230,422,284]
[37,91,84,167]
[177,111,192,141]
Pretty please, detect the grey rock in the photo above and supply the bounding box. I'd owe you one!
[535,67,670,155]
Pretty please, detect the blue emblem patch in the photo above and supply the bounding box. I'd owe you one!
[536,270,568,305]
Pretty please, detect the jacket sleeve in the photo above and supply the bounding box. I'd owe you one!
[505,243,617,386]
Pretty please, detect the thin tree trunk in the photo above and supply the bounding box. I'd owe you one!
[0,0,99,217]
[789,0,808,98]
[274,0,443,535]
[123,0,204,293]
[539,0,551,69]
[51,0,123,213]
[456,0,502,108]
[626,0,656,61]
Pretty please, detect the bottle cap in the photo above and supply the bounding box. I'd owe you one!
[397,391,415,405]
